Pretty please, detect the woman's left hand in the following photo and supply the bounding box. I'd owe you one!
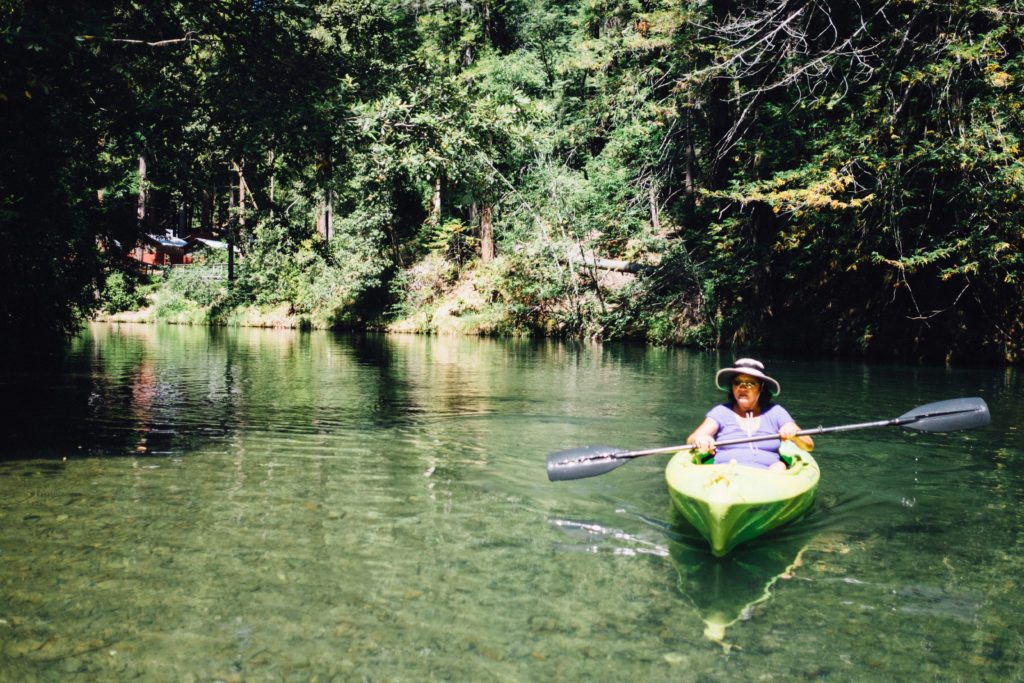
[779,422,813,451]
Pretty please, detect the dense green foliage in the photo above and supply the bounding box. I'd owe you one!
[2,0,1021,362]
[99,270,150,314]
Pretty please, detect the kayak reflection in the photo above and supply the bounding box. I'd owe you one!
[668,508,815,645]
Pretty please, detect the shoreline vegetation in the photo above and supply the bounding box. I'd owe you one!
[5,2,1023,364]
[93,252,661,341]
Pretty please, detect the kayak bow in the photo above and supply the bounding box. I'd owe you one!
[666,442,819,557]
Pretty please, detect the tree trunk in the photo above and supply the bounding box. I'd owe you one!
[707,0,733,191]
[315,146,332,240]
[325,188,332,241]
[237,162,246,237]
[648,185,661,234]
[431,175,442,225]
[201,188,214,232]
[227,175,235,284]
[316,192,333,241]
[136,152,147,226]
[480,205,494,262]
[387,224,403,267]
[268,150,276,217]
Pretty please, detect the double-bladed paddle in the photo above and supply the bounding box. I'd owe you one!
[546,396,991,482]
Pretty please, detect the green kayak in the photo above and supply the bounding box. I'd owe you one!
[665,441,819,557]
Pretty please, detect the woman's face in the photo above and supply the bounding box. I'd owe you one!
[731,374,762,412]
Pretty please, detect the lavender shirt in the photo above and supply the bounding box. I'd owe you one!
[706,403,795,468]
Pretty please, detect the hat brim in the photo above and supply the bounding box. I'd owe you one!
[715,368,781,395]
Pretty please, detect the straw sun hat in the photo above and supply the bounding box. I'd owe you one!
[715,358,781,395]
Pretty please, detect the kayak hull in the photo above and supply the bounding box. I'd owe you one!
[666,443,819,557]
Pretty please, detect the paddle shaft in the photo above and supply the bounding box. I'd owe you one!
[611,411,970,462]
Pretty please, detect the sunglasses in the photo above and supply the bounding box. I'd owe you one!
[732,379,760,389]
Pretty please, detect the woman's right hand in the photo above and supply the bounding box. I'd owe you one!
[687,417,720,454]
[691,435,716,453]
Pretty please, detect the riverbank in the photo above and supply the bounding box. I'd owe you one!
[94,258,535,337]
[96,253,685,341]
[92,246,1021,365]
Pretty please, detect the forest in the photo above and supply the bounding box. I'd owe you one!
[2,0,1021,363]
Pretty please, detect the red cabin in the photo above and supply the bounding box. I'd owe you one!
[129,233,193,267]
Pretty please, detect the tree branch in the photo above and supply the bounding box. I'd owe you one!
[84,32,202,47]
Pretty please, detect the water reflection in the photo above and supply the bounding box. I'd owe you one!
[668,524,815,646]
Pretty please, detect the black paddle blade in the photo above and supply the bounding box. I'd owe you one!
[899,397,991,432]
[546,445,628,481]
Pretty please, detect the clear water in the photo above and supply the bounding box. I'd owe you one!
[1,323,1021,681]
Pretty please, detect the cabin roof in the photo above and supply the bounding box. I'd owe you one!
[145,233,190,249]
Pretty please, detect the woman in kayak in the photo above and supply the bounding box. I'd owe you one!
[686,358,813,471]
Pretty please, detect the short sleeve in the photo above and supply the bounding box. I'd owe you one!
[765,404,794,430]
[706,403,734,424]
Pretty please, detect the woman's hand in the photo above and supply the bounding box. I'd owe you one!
[690,435,716,453]
[687,417,720,454]
[779,422,814,451]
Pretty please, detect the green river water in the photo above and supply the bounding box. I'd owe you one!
[1,323,1021,681]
